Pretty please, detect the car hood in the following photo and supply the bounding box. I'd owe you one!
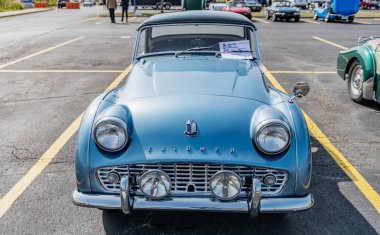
[94,95,292,166]
[112,56,270,104]
[275,7,299,12]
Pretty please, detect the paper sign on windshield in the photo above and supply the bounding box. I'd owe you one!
[219,40,253,59]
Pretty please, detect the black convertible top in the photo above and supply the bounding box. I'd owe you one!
[138,11,257,30]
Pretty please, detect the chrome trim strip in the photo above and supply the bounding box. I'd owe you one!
[72,190,313,213]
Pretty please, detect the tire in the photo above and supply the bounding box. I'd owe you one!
[164,4,170,10]
[347,60,365,103]
[347,16,354,23]
[294,17,300,22]
[313,13,318,20]
[324,12,330,22]
[265,11,270,20]
[272,15,277,22]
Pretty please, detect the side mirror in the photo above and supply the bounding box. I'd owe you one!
[289,82,310,103]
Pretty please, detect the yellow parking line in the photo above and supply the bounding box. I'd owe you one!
[301,19,320,25]
[253,17,270,24]
[0,65,132,219]
[0,69,124,73]
[312,36,348,50]
[356,21,372,25]
[270,71,335,74]
[263,65,380,214]
[0,36,85,69]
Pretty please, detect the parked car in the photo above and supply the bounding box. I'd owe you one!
[337,36,380,104]
[209,3,226,11]
[360,0,378,9]
[245,0,262,12]
[293,0,308,9]
[72,11,314,218]
[83,0,95,6]
[313,0,359,23]
[224,1,252,19]
[57,0,68,8]
[265,1,301,22]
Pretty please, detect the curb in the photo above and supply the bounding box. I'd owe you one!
[0,8,54,18]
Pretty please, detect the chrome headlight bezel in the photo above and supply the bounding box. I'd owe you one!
[93,117,128,152]
[254,120,291,155]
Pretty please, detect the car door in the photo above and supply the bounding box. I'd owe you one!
[317,3,327,17]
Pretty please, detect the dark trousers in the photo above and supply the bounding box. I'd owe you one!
[109,8,115,23]
[121,6,128,21]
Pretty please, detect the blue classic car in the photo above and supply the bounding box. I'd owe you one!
[72,11,313,218]
[313,0,359,23]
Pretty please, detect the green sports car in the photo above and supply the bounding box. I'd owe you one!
[337,36,380,104]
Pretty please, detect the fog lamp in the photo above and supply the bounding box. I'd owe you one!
[210,171,241,200]
[139,170,171,199]
[107,172,120,184]
[263,174,276,187]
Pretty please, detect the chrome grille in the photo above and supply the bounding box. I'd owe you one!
[97,164,288,196]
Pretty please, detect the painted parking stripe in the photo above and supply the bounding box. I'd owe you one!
[0,69,124,73]
[356,21,372,25]
[253,18,270,24]
[262,65,380,214]
[301,19,320,25]
[312,36,348,50]
[270,70,335,74]
[0,65,132,219]
[0,36,85,69]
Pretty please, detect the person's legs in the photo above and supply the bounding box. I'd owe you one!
[121,8,125,22]
[109,8,115,23]
[125,6,128,22]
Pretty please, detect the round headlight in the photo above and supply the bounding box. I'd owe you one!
[139,170,171,199]
[210,171,241,200]
[94,117,128,152]
[255,121,291,155]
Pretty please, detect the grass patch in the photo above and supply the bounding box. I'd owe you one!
[0,0,24,11]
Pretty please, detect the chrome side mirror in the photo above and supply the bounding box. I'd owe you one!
[289,82,310,103]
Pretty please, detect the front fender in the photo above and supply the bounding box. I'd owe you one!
[337,45,375,82]
[75,91,115,193]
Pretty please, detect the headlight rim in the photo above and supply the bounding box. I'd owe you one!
[139,170,172,200]
[210,170,242,201]
[254,119,291,155]
[93,116,128,152]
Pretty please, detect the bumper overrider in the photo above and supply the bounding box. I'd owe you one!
[73,175,313,218]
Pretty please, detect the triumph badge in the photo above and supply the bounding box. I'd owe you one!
[185,120,198,136]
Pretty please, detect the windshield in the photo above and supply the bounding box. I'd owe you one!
[135,24,257,60]
[274,1,294,7]
[227,2,247,7]
[246,0,258,3]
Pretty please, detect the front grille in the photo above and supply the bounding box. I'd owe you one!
[97,164,288,196]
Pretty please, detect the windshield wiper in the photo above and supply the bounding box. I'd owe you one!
[175,42,220,57]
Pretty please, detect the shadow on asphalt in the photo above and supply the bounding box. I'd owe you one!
[101,136,378,235]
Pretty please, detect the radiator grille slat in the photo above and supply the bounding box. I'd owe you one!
[97,163,288,196]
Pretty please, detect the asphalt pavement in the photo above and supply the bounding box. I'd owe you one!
[0,7,379,234]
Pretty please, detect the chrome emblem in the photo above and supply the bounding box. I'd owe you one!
[185,120,198,136]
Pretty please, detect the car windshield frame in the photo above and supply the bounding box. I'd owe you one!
[132,23,261,63]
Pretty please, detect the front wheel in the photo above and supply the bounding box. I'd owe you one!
[313,14,318,20]
[347,16,354,23]
[325,12,330,22]
[272,16,277,22]
[164,4,170,10]
[294,17,300,22]
[347,60,365,103]
[265,11,270,20]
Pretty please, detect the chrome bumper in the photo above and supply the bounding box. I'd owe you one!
[73,180,313,216]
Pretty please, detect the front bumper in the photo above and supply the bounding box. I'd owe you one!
[275,12,300,19]
[73,176,313,217]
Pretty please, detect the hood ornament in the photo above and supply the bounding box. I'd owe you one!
[184,120,198,136]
